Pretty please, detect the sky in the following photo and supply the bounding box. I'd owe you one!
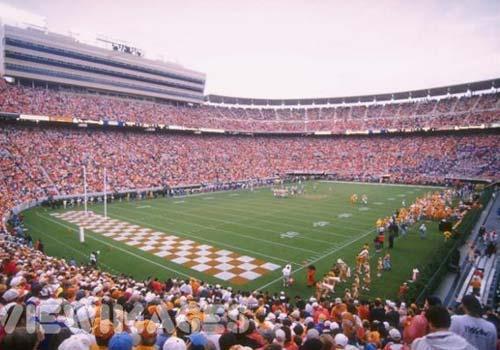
[0,0,499,99]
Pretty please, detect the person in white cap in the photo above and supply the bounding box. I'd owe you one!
[58,333,96,350]
[163,336,187,350]
[383,328,409,350]
[334,333,357,349]
[274,328,286,346]
[282,264,292,287]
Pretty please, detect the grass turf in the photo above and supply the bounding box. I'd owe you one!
[23,181,446,299]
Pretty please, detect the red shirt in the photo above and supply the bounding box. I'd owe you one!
[150,280,163,293]
[3,261,17,276]
[404,313,428,344]
[357,305,370,321]
[285,341,298,350]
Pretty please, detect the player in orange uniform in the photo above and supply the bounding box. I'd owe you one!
[306,265,316,287]
[350,194,358,204]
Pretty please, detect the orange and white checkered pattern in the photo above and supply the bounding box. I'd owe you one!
[51,211,280,285]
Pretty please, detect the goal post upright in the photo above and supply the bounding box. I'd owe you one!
[104,167,107,219]
[83,165,88,214]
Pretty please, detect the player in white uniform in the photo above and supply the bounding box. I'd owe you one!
[282,264,292,287]
[361,194,368,205]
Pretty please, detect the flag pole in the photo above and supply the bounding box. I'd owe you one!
[104,168,107,219]
[83,166,88,214]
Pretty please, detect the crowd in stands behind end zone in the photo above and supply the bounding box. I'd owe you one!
[0,84,499,132]
[0,231,499,350]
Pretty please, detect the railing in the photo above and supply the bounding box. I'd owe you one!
[410,186,495,303]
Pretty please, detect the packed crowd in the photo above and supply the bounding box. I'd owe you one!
[0,83,499,132]
[1,124,498,222]
[0,232,498,350]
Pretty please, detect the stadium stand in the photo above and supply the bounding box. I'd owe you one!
[0,84,499,133]
[437,187,499,316]
[0,123,498,222]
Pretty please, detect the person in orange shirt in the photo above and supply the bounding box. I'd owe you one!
[91,318,115,350]
[330,297,347,323]
[306,265,316,287]
[283,326,298,350]
[470,275,482,295]
[398,282,409,301]
[357,301,370,321]
[134,320,158,350]
[365,321,381,347]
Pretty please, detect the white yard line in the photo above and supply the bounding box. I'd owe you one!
[82,209,302,266]
[177,190,402,226]
[144,201,351,241]
[129,193,369,234]
[113,205,319,254]
[183,197,362,231]
[255,228,376,291]
[148,198,377,235]
[171,185,388,215]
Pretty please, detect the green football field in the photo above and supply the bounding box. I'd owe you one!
[23,181,445,299]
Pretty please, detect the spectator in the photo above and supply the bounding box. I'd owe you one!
[383,328,409,350]
[411,305,474,350]
[108,332,134,350]
[58,334,96,350]
[0,327,42,350]
[450,295,497,350]
[404,296,441,344]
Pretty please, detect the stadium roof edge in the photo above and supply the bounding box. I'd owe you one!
[205,78,500,106]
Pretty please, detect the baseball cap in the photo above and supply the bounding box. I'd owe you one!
[58,334,96,350]
[188,332,208,346]
[108,332,134,350]
[163,336,187,350]
[275,329,286,342]
[334,333,348,347]
[306,328,319,339]
[389,328,401,340]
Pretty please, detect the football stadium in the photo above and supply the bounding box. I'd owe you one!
[0,2,499,350]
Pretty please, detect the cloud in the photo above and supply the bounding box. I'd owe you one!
[1,0,499,98]
[0,2,46,27]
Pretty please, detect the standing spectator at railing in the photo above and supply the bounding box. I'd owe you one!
[450,295,497,350]
[411,305,475,350]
